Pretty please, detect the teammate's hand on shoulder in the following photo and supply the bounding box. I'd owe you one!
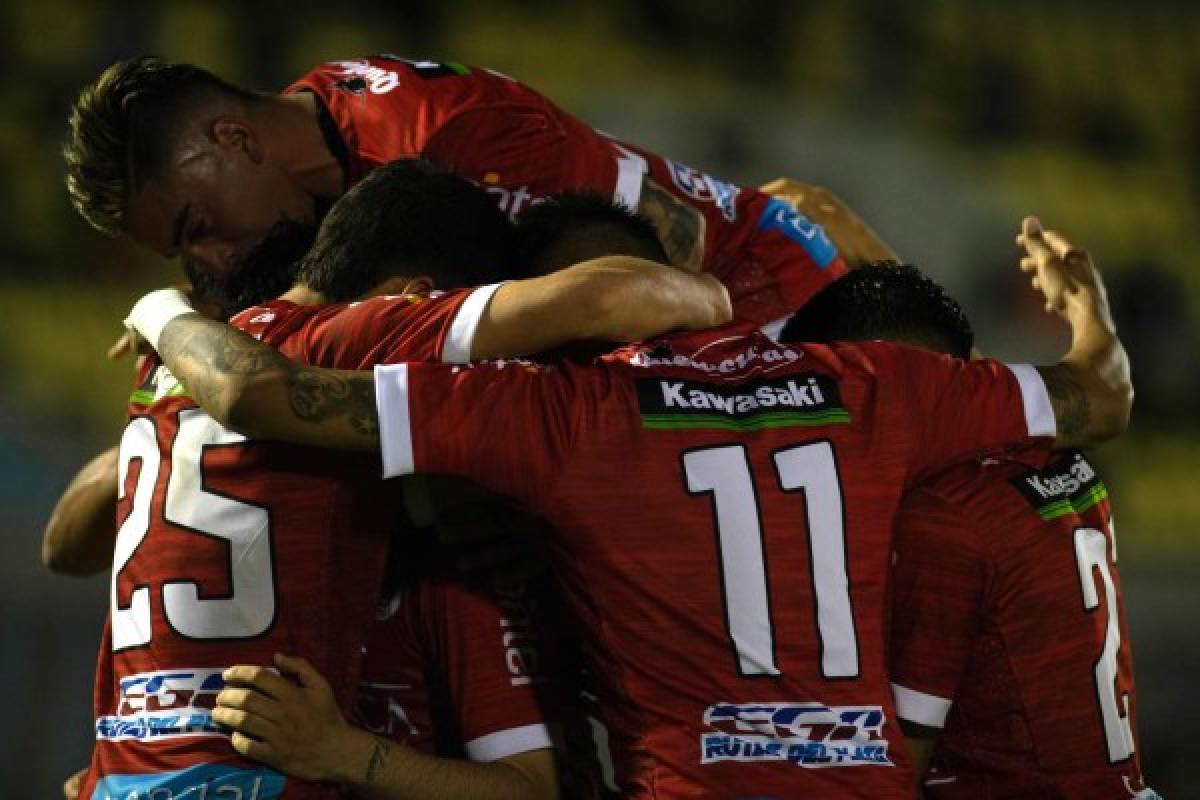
[215,654,362,784]
[759,177,900,268]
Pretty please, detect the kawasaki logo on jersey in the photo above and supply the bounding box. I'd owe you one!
[637,374,849,431]
[1010,451,1108,520]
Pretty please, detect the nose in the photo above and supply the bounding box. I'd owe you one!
[183,239,239,276]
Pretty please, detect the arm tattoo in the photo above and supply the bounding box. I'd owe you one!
[157,316,291,413]
[1038,366,1091,441]
[364,735,393,785]
[287,369,380,439]
[639,179,706,272]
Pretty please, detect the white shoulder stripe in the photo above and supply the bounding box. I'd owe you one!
[375,364,414,478]
[891,682,953,728]
[1006,362,1056,438]
[442,283,506,364]
[464,722,554,762]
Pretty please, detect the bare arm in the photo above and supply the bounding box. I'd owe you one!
[472,255,730,360]
[217,657,558,800]
[42,446,118,576]
[760,178,899,267]
[1018,217,1133,447]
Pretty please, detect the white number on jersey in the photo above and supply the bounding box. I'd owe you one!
[683,441,859,679]
[1074,525,1136,762]
[112,411,276,651]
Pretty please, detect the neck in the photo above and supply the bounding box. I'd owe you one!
[279,283,327,306]
[260,92,344,200]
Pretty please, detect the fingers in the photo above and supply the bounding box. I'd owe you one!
[229,731,278,764]
[212,706,282,741]
[216,686,286,724]
[274,653,329,693]
[107,332,134,360]
[63,768,86,800]
[223,664,295,701]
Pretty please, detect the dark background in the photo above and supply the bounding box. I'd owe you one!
[0,1,1196,795]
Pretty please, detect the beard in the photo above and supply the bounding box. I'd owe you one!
[184,218,319,316]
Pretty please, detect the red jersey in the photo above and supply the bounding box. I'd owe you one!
[82,286,500,800]
[285,55,846,324]
[355,568,554,762]
[372,327,1058,798]
[889,449,1157,799]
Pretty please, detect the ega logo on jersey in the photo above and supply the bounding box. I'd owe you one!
[96,668,226,741]
[701,703,891,768]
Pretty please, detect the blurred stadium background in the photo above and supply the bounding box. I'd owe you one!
[1,0,1196,795]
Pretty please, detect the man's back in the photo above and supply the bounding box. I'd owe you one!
[890,450,1155,799]
[287,55,844,324]
[377,326,1056,797]
[82,289,495,799]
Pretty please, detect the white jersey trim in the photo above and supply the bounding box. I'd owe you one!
[760,317,788,341]
[375,364,414,478]
[1006,362,1056,438]
[465,722,554,762]
[442,282,506,364]
[891,682,952,728]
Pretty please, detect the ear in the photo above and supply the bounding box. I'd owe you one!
[210,117,265,164]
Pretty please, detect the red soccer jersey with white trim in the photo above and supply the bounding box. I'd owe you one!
[373,326,1055,798]
[285,55,846,324]
[81,288,492,800]
[355,568,554,762]
[889,449,1155,799]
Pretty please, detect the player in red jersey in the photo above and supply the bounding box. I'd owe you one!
[782,231,1158,798]
[120,208,1132,797]
[68,163,729,800]
[64,54,873,332]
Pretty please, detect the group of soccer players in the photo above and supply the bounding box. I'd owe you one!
[45,53,1157,798]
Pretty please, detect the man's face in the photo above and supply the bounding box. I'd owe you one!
[123,131,315,280]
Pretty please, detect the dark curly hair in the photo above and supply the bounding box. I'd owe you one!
[295,159,515,300]
[513,192,666,276]
[781,262,974,358]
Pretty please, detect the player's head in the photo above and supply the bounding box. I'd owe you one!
[295,159,514,301]
[64,57,313,275]
[513,193,667,276]
[780,263,974,358]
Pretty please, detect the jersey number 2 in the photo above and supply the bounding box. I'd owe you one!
[112,409,275,651]
[684,441,858,679]
[1074,525,1136,762]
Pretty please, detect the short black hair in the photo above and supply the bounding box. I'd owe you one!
[295,159,515,301]
[513,192,666,275]
[780,262,974,358]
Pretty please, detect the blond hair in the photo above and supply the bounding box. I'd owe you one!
[63,57,258,235]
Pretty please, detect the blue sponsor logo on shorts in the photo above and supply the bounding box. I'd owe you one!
[756,199,838,268]
[702,702,891,768]
[90,763,286,799]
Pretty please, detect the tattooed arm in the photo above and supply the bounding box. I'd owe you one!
[1019,217,1132,447]
[152,312,380,451]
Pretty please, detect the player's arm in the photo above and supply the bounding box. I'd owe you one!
[759,178,899,267]
[889,488,987,786]
[472,255,731,360]
[216,656,558,800]
[42,446,118,575]
[1019,217,1132,447]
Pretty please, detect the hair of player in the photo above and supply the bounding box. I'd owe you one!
[294,159,515,301]
[780,262,975,359]
[513,192,667,276]
[63,56,262,236]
